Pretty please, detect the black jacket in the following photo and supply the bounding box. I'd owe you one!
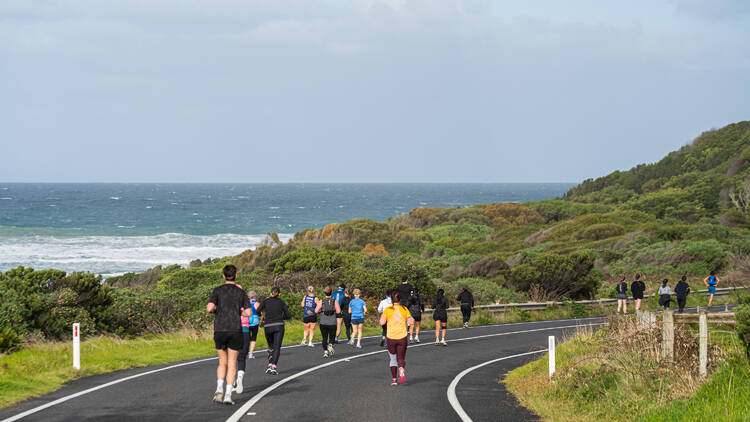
[407,294,424,315]
[457,290,474,307]
[257,297,291,325]
[674,281,691,298]
[631,280,646,296]
[616,283,628,295]
[396,283,413,306]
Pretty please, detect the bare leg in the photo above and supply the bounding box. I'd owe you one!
[415,321,420,337]
[336,318,343,338]
[249,341,256,356]
[635,299,641,311]
[216,349,228,382]
[226,349,239,388]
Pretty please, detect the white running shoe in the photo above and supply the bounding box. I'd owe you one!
[308,342,314,348]
[327,344,335,355]
[234,381,243,395]
[441,339,448,346]
[213,391,223,403]
[356,343,362,349]
[223,393,234,405]
[301,339,307,346]
[415,337,420,343]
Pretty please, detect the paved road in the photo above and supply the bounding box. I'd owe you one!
[1,317,605,422]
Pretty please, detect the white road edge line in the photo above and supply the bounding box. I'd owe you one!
[226,322,603,422]
[2,316,604,422]
[447,350,546,422]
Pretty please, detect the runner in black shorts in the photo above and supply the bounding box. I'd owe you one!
[432,288,449,346]
[207,265,253,405]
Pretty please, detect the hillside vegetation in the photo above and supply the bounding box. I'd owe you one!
[3,122,750,353]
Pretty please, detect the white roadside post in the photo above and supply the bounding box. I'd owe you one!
[73,323,80,370]
[548,335,555,379]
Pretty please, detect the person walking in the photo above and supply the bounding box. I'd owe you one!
[674,276,691,313]
[340,289,352,344]
[658,279,672,310]
[348,289,367,348]
[616,278,628,314]
[395,276,413,307]
[316,286,341,358]
[331,284,346,343]
[380,291,415,386]
[631,274,646,312]
[457,286,474,328]
[258,286,291,375]
[300,286,320,347]
[704,271,720,308]
[407,289,424,343]
[206,265,253,405]
[377,289,393,347]
[432,289,449,346]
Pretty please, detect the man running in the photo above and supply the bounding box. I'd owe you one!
[257,286,291,375]
[316,286,341,358]
[377,289,393,347]
[380,291,414,386]
[407,289,424,343]
[704,271,720,308]
[432,289,449,346]
[395,275,413,307]
[331,284,346,344]
[674,276,691,313]
[234,284,251,395]
[457,285,474,328]
[348,288,367,348]
[206,265,253,405]
[300,286,320,347]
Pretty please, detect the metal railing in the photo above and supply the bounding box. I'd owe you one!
[424,286,749,314]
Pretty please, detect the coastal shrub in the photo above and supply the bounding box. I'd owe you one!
[422,243,459,258]
[481,203,544,227]
[0,327,22,353]
[424,224,496,240]
[408,206,490,228]
[526,199,613,223]
[157,268,220,290]
[45,307,97,340]
[362,255,440,296]
[461,257,509,280]
[506,252,598,300]
[736,304,750,358]
[105,264,182,288]
[0,287,30,333]
[575,223,626,241]
[434,277,503,304]
[269,247,364,274]
[455,240,505,255]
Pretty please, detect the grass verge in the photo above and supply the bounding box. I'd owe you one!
[505,316,749,421]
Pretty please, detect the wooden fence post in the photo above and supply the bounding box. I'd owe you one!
[649,311,656,328]
[699,311,707,378]
[662,310,674,362]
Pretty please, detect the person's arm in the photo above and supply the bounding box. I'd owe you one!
[363,303,367,315]
[335,301,341,314]
[241,296,253,317]
[348,304,352,315]
[315,300,323,314]
[703,276,709,286]
[470,292,474,308]
[716,276,720,286]
[419,297,424,312]
[207,289,217,313]
[300,297,306,308]
[282,301,292,320]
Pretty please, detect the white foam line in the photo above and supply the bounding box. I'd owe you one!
[2,317,604,421]
[226,322,603,422]
[447,350,546,422]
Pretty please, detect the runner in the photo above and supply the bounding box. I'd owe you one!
[340,289,353,344]
[616,278,628,315]
[658,279,672,310]
[257,286,291,375]
[432,288,449,346]
[631,274,646,312]
[206,265,253,405]
[315,286,341,358]
[331,284,346,344]
[407,288,424,343]
[704,271,720,307]
[380,291,415,386]
[377,289,393,347]
[395,275,413,307]
[246,290,261,360]
[348,288,367,348]
[457,285,474,328]
[234,284,250,395]
[300,286,320,347]
[674,276,691,313]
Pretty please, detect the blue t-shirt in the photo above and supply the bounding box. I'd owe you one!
[332,289,345,306]
[349,298,366,319]
[708,275,717,286]
[249,299,260,326]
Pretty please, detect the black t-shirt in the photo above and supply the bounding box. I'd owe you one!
[257,296,291,325]
[209,283,251,332]
[396,283,413,306]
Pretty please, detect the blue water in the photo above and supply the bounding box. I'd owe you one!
[0,183,572,275]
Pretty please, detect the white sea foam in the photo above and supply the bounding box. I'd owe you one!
[0,233,293,277]
[110,197,120,200]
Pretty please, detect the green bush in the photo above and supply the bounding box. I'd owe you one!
[44,306,96,340]
[434,277,504,304]
[506,252,599,300]
[0,287,30,333]
[575,223,625,241]
[268,247,364,274]
[425,224,496,240]
[526,199,614,223]
[0,327,22,353]
[736,304,750,358]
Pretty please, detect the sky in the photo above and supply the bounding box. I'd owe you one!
[1,0,749,183]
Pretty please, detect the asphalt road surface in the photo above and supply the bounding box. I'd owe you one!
[1,305,734,422]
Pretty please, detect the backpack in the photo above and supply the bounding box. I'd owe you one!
[322,298,335,316]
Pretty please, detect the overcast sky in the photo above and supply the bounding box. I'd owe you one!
[2,0,749,183]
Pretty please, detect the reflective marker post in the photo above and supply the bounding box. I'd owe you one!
[73,323,80,370]
[548,335,555,378]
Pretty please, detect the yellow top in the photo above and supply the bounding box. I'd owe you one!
[383,305,412,340]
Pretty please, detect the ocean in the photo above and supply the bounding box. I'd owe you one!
[0,183,573,276]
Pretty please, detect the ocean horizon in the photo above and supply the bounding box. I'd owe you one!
[0,183,573,276]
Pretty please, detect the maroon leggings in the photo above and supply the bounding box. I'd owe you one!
[387,337,407,376]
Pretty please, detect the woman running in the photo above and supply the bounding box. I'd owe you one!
[432,289,449,346]
[704,271,720,307]
[348,289,367,348]
[658,279,672,310]
[246,290,261,360]
[300,286,320,347]
[616,278,628,314]
[340,289,353,344]
[258,286,291,375]
[631,274,646,312]
[380,291,414,386]
[407,289,423,343]
[315,286,341,358]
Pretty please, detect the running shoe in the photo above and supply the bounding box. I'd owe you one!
[348,339,355,346]
[391,379,398,386]
[398,367,406,384]
[269,365,278,375]
[441,339,448,346]
[327,344,335,355]
[434,340,440,346]
[223,394,235,405]
[408,337,413,344]
[265,364,272,374]
[249,353,255,359]
[301,339,307,346]
[323,350,329,358]
[234,381,243,395]
[356,343,362,349]
[415,337,420,343]
[213,391,224,403]
[308,342,314,348]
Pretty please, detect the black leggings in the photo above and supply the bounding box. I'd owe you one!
[320,324,336,349]
[382,323,387,337]
[264,325,285,365]
[460,304,472,324]
[343,318,352,340]
[237,331,250,372]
